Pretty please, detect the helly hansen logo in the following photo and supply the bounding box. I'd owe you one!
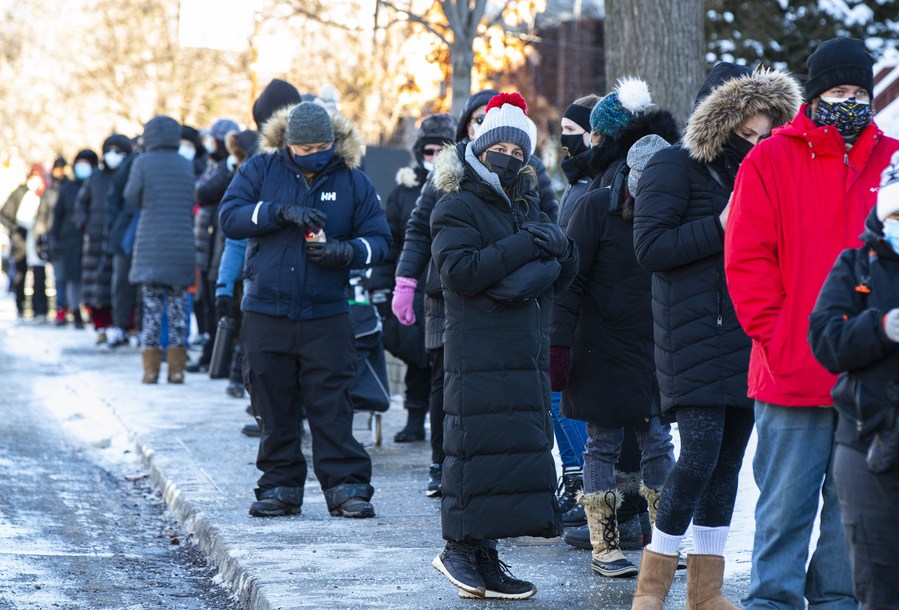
[321,192,337,202]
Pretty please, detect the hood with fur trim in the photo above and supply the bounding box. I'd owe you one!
[683,68,802,163]
[260,105,365,169]
[395,166,422,188]
[432,143,466,194]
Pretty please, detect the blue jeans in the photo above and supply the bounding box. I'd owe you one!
[583,416,675,493]
[744,402,856,610]
[550,391,588,469]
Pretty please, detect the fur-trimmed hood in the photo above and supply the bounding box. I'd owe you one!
[683,68,802,163]
[259,105,365,169]
[395,166,424,188]
[432,143,466,194]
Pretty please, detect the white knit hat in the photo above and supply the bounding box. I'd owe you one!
[877,150,899,221]
[471,92,532,165]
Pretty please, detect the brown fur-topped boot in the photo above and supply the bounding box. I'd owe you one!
[166,346,188,384]
[685,554,738,610]
[580,490,638,578]
[142,348,163,384]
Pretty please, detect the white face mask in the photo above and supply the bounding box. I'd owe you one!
[178,144,196,161]
[422,160,434,172]
[226,155,237,172]
[73,162,93,180]
[104,151,124,169]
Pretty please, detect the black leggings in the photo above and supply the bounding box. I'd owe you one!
[655,406,754,535]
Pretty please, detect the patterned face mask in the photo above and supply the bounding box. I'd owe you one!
[814,97,872,141]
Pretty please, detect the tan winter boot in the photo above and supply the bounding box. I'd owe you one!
[579,490,638,578]
[166,346,188,384]
[641,484,687,570]
[141,348,163,384]
[685,554,738,610]
[640,484,662,527]
[631,548,679,610]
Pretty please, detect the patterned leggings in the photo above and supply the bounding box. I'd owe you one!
[141,284,188,349]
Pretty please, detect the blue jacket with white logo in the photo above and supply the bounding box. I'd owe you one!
[219,108,390,320]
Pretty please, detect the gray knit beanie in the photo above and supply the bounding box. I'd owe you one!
[286,102,334,145]
[626,134,670,195]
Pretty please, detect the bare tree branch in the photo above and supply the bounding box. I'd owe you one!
[376,0,450,46]
[286,0,367,32]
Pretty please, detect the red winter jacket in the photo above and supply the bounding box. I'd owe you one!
[724,107,899,407]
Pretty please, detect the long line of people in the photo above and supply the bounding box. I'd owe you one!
[3,34,898,608]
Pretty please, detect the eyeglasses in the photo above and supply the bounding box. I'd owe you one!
[422,147,441,157]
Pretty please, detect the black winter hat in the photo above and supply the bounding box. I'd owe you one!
[455,89,500,142]
[52,155,67,169]
[253,79,302,130]
[180,125,203,153]
[414,113,457,164]
[805,37,874,102]
[102,134,133,154]
[74,149,99,167]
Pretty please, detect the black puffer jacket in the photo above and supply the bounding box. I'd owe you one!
[76,169,115,307]
[49,178,86,283]
[809,207,899,453]
[430,142,577,542]
[633,67,801,412]
[195,160,234,281]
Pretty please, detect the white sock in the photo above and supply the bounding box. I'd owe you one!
[648,527,683,556]
[692,525,729,556]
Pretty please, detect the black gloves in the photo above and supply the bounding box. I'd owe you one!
[306,240,354,268]
[276,203,327,231]
[215,295,235,320]
[522,222,570,259]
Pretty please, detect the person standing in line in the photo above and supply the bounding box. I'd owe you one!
[0,165,47,319]
[808,152,899,610]
[370,113,456,445]
[392,89,558,497]
[102,135,142,350]
[38,157,69,325]
[50,150,98,329]
[220,102,390,519]
[551,79,681,579]
[725,38,899,610]
[631,65,801,609]
[77,134,132,344]
[430,92,577,600]
[125,116,196,384]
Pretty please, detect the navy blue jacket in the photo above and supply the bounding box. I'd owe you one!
[219,108,390,320]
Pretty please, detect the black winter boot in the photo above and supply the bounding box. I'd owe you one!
[432,542,486,598]
[557,470,584,513]
[249,486,302,517]
[394,407,426,442]
[457,547,537,600]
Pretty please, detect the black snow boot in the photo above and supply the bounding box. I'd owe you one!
[433,541,486,598]
[427,463,443,498]
[457,547,537,600]
[394,406,426,442]
[249,486,302,517]
[557,470,584,513]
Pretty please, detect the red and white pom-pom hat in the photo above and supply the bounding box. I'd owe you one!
[471,92,532,164]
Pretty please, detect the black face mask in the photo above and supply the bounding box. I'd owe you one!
[560,133,588,159]
[726,132,755,163]
[484,150,524,188]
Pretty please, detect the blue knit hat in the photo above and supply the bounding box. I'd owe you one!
[590,78,652,136]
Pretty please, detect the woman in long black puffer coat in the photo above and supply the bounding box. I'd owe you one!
[429,92,577,601]
[77,133,133,342]
[629,65,801,608]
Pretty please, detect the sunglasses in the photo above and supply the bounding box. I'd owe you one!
[422,147,442,157]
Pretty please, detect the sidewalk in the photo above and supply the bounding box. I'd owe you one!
[0,303,755,609]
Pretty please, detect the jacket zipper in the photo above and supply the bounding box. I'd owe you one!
[715,269,724,328]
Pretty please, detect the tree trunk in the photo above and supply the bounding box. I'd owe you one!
[443,0,488,117]
[604,0,704,127]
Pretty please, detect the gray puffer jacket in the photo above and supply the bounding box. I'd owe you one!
[125,116,196,287]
